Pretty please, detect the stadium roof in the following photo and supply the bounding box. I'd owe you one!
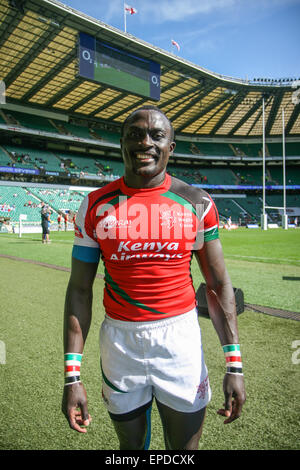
[1,0,300,139]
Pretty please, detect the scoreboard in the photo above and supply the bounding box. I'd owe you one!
[78,32,161,101]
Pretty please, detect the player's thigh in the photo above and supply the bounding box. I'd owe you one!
[111,412,148,450]
[156,399,206,450]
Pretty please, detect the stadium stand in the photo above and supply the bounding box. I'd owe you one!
[233,195,262,220]
[212,197,244,221]
[3,145,63,172]
[27,187,85,213]
[0,146,12,166]
[54,121,93,140]
[0,182,92,234]
[269,165,300,185]
[4,110,58,134]
[3,145,38,170]
[0,185,44,222]
[91,128,121,146]
[167,163,237,185]
[0,0,299,231]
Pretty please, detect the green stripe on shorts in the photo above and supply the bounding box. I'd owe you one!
[101,361,127,393]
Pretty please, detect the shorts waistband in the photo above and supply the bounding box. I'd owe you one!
[104,309,197,331]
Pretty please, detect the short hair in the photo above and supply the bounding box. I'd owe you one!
[120,105,175,141]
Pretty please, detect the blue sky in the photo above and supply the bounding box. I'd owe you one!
[61,0,300,81]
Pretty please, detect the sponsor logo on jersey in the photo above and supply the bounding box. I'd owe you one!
[160,209,194,229]
[109,241,183,261]
[99,214,132,229]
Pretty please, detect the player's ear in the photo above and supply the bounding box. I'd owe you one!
[169,141,176,155]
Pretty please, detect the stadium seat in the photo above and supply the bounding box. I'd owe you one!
[6,111,58,134]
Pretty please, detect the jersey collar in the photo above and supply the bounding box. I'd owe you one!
[120,173,171,197]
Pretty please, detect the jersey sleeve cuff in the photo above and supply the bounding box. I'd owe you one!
[204,226,219,242]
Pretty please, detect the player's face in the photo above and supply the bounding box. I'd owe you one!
[121,109,175,187]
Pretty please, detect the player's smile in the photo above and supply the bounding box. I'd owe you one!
[120,109,175,188]
[135,152,156,163]
[130,151,158,172]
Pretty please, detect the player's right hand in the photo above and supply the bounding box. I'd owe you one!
[62,382,92,433]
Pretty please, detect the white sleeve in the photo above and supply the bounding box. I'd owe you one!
[72,195,101,263]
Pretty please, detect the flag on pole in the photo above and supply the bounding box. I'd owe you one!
[124,3,137,33]
[171,39,180,52]
[125,3,137,15]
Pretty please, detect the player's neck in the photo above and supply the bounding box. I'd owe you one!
[124,170,166,189]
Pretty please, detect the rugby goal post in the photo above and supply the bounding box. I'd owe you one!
[18,213,27,237]
[262,103,287,230]
[261,83,300,230]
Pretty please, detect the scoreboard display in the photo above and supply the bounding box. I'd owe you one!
[78,32,161,101]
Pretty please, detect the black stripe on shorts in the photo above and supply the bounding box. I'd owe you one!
[108,399,153,422]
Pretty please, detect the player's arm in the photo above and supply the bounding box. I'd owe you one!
[62,191,101,433]
[195,238,238,344]
[62,255,99,433]
[194,239,246,423]
[64,256,98,358]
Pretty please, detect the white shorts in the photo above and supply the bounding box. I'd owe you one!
[99,309,212,417]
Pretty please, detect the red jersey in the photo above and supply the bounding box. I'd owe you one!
[73,174,219,321]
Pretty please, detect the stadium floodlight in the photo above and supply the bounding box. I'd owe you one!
[282,108,287,230]
[261,96,267,230]
[0,80,6,105]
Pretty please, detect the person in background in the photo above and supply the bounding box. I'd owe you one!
[63,212,68,231]
[57,213,62,231]
[41,205,51,244]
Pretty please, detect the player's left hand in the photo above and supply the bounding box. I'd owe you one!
[217,373,246,424]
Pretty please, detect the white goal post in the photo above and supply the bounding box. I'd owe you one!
[261,83,300,230]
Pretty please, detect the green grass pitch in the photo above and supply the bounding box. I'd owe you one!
[0,227,299,450]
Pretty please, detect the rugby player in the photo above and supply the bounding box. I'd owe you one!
[62,106,246,450]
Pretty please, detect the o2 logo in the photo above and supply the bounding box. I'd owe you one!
[151,74,160,88]
[82,49,93,64]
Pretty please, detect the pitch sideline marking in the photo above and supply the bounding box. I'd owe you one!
[0,253,104,278]
[228,254,300,264]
